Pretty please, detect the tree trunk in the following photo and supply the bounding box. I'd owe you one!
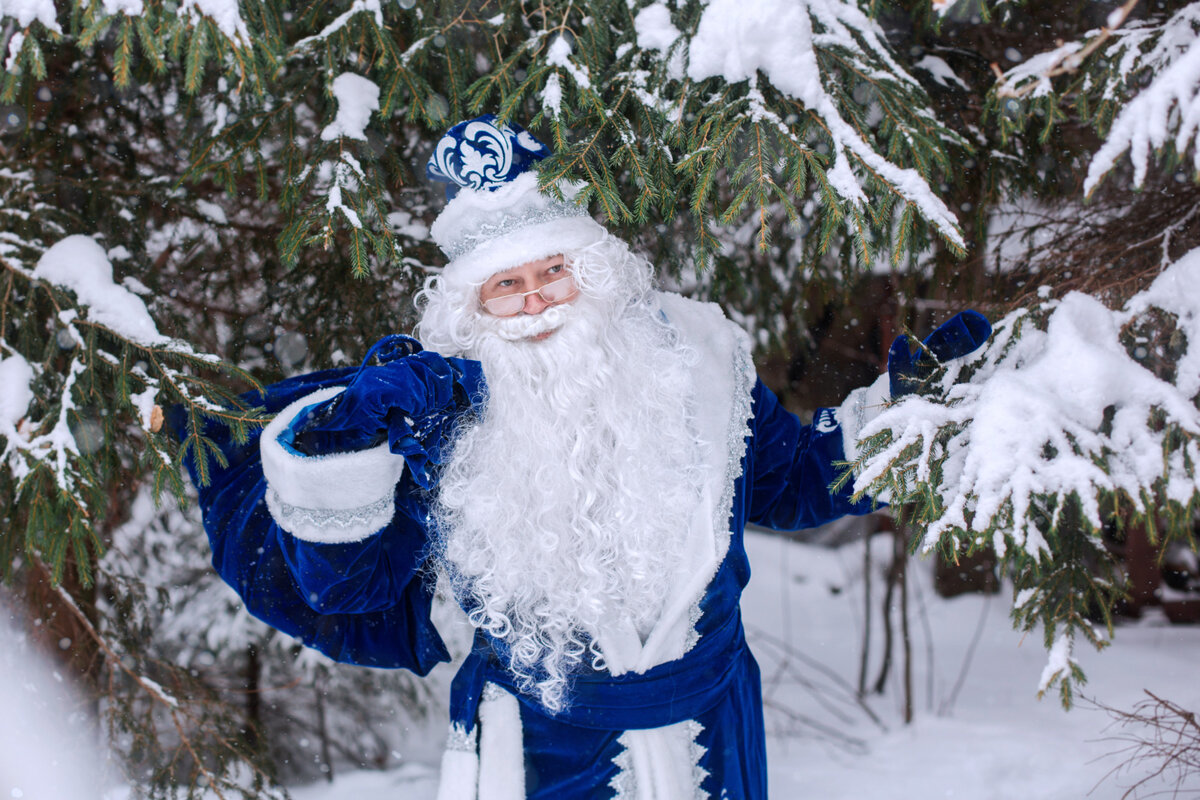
[316,672,334,782]
[858,530,873,697]
[897,527,913,725]
[872,532,898,695]
[245,644,261,752]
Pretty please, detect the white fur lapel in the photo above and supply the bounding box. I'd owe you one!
[600,292,756,675]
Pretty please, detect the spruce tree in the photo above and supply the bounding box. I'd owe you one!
[848,0,1200,707]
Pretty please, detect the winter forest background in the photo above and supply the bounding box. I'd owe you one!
[3,0,1200,797]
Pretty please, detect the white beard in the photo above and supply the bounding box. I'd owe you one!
[432,294,706,712]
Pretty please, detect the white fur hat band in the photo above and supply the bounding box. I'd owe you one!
[426,116,608,285]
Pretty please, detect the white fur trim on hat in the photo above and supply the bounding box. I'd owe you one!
[430,171,608,285]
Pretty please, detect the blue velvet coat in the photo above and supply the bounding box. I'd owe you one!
[182,296,874,799]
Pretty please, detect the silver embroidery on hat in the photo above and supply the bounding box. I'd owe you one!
[445,201,589,260]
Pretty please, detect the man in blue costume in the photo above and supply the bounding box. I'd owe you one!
[189,115,989,800]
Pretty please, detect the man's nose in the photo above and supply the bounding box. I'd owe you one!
[523,289,551,314]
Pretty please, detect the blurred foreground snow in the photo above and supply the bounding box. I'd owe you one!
[0,603,102,799]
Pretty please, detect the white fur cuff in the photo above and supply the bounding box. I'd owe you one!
[837,373,891,463]
[260,386,405,543]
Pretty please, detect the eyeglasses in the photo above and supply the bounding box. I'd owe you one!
[480,275,577,317]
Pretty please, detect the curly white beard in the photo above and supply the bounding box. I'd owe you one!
[430,278,706,713]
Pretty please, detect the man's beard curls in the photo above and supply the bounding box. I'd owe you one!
[433,296,704,712]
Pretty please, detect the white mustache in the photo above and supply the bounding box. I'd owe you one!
[479,304,572,342]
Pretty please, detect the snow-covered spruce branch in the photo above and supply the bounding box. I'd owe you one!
[1084,2,1200,193]
[992,0,1140,100]
[1,236,263,582]
[850,248,1200,705]
[632,0,967,258]
[9,0,969,279]
[988,1,1200,195]
[472,0,966,270]
[2,0,262,102]
[9,235,259,418]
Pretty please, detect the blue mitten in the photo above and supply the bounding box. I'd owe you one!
[289,335,486,486]
[888,310,991,397]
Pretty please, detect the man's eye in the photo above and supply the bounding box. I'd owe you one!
[547,264,563,275]
[497,279,515,288]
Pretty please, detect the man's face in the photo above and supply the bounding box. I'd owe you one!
[478,255,578,333]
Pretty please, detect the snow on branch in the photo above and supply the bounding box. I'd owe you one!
[1084,4,1200,194]
[32,235,170,347]
[684,0,965,250]
[0,0,61,32]
[321,73,380,142]
[852,248,1200,703]
[992,0,1140,100]
[324,160,364,229]
[179,0,251,46]
[294,0,383,50]
[541,35,594,118]
[6,353,86,496]
[2,233,248,522]
[856,252,1200,555]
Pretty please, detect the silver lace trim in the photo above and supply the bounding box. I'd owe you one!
[682,600,704,654]
[680,332,755,658]
[719,337,756,552]
[609,733,637,800]
[270,490,393,530]
[445,202,589,259]
[608,722,711,800]
[684,720,711,799]
[445,722,478,753]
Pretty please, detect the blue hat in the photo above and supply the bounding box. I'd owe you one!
[426,114,551,198]
[427,115,608,284]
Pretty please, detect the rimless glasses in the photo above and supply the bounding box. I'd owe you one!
[481,275,577,317]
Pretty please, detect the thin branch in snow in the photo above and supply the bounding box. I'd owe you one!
[293,0,383,50]
[994,0,1141,100]
[1092,690,1200,799]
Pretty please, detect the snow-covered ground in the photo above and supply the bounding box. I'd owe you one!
[282,528,1200,800]
[747,529,1200,800]
[8,528,1198,799]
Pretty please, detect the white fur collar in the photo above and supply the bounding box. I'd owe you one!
[596,292,756,675]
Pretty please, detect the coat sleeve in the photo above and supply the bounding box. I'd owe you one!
[175,366,454,675]
[745,379,878,531]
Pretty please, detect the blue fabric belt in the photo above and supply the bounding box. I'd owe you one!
[450,606,748,732]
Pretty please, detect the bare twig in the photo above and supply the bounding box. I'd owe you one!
[938,592,992,717]
[1090,690,1200,799]
[38,558,280,798]
[748,623,886,731]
